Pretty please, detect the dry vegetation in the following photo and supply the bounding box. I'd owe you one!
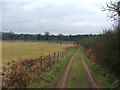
[2,44,76,88]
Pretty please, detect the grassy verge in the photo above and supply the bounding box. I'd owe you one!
[66,49,91,88]
[28,48,77,88]
[81,47,117,88]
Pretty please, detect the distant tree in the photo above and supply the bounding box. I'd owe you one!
[0,32,2,40]
[9,31,14,34]
[44,31,50,41]
[2,31,92,43]
[57,33,63,44]
[31,35,37,42]
[24,34,30,41]
[69,34,72,41]
[9,32,15,40]
[37,34,42,41]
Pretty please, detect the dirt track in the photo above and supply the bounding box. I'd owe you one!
[56,49,100,89]
[56,49,79,88]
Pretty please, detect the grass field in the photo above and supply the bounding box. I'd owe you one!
[2,41,72,63]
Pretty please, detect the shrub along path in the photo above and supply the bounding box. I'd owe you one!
[57,48,100,88]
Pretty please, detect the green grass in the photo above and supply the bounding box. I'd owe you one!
[2,41,73,63]
[81,47,116,88]
[66,49,91,88]
[28,48,77,88]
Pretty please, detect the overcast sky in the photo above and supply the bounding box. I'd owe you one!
[2,0,113,35]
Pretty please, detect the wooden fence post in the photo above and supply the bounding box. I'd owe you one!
[57,52,59,63]
[48,55,51,69]
[40,56,42,71]
[62,51,63,58]
[53,52,56,65]
[42,56,45,71]
[24,60,28,88]
[60,52,61,59]
[63,51,65,58]
[38,56,42,74]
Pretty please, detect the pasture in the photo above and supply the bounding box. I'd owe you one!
[2,41,72,63]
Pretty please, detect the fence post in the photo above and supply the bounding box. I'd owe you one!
[57,52,59,63]
[24,60,28,88]
[60,52,61,60]
[61,51,63,58]
[65,48,67,55]
[53,52,56,65]
[48,55,51,69]
[40,56,42,70]
[43,57,46,71]
[62,51,63,58]
[63,51,65,58]
[38,56,42,74]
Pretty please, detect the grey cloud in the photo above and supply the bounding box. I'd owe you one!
[2,1,111,34]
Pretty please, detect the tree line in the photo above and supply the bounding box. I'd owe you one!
[1,31,99,44]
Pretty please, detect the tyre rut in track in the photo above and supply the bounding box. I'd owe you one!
[56,49,79,88]
[81,54,100,89]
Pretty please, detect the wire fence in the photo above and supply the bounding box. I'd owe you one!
[2,46,77,88]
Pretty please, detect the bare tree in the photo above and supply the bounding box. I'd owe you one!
[102,0,120,26]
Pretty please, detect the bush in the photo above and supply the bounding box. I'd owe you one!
[81,27,120,85]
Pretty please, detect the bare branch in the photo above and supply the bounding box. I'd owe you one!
[102,0,120,25]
